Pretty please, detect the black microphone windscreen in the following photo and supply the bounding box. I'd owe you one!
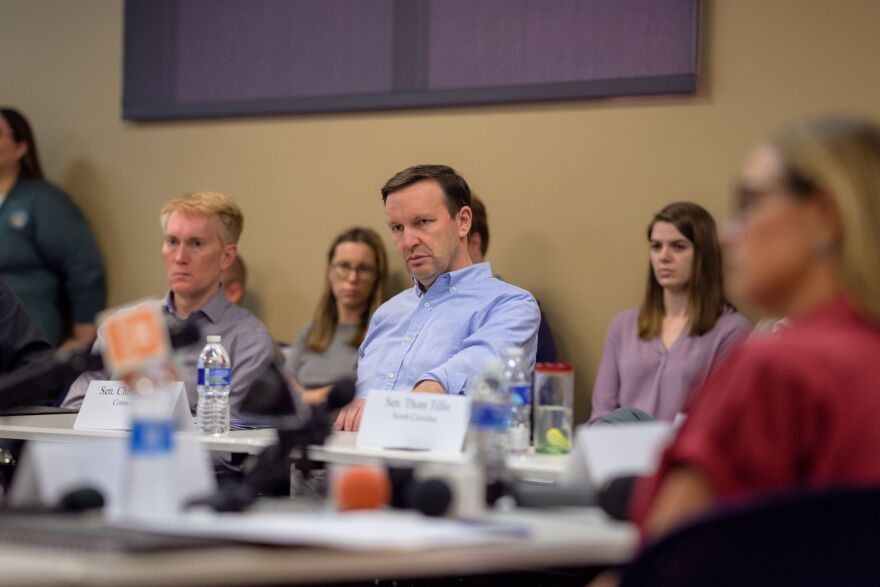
[388,466,416,509]
[326,378,357,411]
[411,478,452,517]
[58,487,105,513]
[597,475,641,521]
[168,319,202,350]
[239,362,297,418]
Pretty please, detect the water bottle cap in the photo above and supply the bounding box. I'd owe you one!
[207,335,221,343]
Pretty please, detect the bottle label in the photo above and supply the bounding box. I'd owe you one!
[130,419,174,455]
[471,402,510,429]
[509,384,531,406]
[204,367,231,386]
[197,367,205,386]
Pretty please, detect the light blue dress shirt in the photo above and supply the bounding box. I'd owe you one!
[356,263,540,397]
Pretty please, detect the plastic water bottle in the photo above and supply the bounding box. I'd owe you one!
[122,368,177,520]
[197,335,232,436]
[468,360,510,505]
[503,347,532,455]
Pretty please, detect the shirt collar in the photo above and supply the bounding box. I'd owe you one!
[164,286,230,323]
[411,262,493,297]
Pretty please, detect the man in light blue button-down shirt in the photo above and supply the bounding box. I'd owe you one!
[334,165,540,431]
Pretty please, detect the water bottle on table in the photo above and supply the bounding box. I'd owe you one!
[503,347,532,455]
[124,366,178,520]
[468,359,510,505]
[197,335,232,436]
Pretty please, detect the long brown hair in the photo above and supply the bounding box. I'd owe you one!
[306,227,389,352]
[0,108,45,180]
[638,202,731,339]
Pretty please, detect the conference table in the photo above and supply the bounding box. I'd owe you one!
[0,412,570,483]
[0,506,637,586]
[0,412,638,585]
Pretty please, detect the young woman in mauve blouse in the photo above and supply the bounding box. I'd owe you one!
[590,202,751,423]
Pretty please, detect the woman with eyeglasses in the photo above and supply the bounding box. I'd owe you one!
[0,108,105,349]
[590,202,750,424]
[631,116,880,540]
[285,227,388,405]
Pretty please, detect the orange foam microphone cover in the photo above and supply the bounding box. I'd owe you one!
[335,466,392,511]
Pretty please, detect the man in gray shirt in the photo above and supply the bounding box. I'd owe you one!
[63,191,274,419]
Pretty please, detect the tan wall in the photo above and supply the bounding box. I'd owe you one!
[3,0,880,423]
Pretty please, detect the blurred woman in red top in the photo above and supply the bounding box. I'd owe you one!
[634,116,880,539]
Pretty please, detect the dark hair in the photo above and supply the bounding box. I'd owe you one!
[306,227,389,352]
[380,164,471,216]
[468,194,490,257]
[638,202,731,339]
[0,108,44,180]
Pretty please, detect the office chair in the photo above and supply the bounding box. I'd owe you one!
[619,485,880,587]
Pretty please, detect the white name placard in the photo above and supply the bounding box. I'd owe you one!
[356,391,471,454]
[9,436,216,519]
[74,380,194,432]
[574,422,674,486]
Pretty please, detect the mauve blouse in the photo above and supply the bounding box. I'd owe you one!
[590,308,751,422]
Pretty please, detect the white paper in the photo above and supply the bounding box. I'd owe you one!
[74,380,194,432]
[576,422,674,486]
[124,509,527,551]
[10,436,216,517]
[356,391,471,454]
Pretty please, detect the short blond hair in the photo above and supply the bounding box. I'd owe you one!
[160,191,244,245]
[771,116,880,323]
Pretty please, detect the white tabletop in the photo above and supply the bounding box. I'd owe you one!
[0,413,278,454]
[0,415,571,482]
[314,431,570,483]
[0,507,636,586]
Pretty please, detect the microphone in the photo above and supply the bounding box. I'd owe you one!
[325,378,357,412]
[238,361,297,420]
[57,487,105,513]
[1,486,105,516]
[410,478,453,517]
[334,466,392,511]
[166,318,203,350]
[189,371,357,512]
[386,466,455,517]
[0,318,201,411]
[511,483,598,508]
[511,475,642,521]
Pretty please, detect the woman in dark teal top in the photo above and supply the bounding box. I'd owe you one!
[0,108,105,348]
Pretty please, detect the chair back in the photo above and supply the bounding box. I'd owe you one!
[620,485,880,587]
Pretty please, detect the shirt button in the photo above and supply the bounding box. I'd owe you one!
[424,302,431,308]
[450,287,457,293]
[404,336,412,343]
[386,372,395,380]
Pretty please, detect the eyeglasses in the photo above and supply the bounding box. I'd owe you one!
[330,262,377,280]
[732,183,786,217]
[732,170,816,218]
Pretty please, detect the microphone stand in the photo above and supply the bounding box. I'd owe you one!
[190,367,354,512]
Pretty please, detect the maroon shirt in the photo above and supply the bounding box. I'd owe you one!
[632,296,880,527]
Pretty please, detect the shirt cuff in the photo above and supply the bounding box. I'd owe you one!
[419,369,469,395]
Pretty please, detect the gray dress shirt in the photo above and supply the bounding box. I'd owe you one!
[62,287,275,419]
